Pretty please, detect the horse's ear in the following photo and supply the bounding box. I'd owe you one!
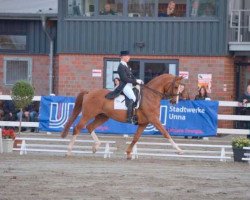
[176,76,184,81]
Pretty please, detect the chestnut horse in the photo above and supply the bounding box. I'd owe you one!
[61,74,183,159]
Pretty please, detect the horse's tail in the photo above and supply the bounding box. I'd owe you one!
[61,90,88,138]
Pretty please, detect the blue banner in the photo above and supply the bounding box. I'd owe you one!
[39,96,218,137]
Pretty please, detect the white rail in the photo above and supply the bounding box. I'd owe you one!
[13,137,117,158]
[242,147,250,161]
[126,141,232,161]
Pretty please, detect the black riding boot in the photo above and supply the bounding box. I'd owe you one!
[127,99,134,123]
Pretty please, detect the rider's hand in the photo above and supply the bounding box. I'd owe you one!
[136,79,144,85]
[243,99,248,104]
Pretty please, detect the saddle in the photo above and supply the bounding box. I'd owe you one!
[105,85,142,109]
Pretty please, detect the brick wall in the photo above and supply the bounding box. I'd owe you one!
[0,54,50,95]
[57,54,235,101]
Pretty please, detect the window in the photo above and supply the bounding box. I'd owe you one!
[105,60,120,90]
[4,57,32,85]
[158,0,187,17]
[190,0,217,17]
[0,35,26,51]
[67,0,95,17]
[105,59,178,89]
[128,0,155,17]
[99,0,123,16]
[66,0,218,18]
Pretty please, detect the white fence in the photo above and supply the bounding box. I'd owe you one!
[126,141,232,161]
[243,147,250,162]
[13,137,117,158]
[0,95,40,128]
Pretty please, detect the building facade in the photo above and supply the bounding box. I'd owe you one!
[0,0,249,104]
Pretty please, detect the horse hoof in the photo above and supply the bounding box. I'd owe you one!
[65,153,71,157]
[126,153,132,160]
[92,146,97,154]
[92,142,101,154]
[177,150,184,155]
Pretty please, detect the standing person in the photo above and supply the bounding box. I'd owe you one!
[195,86,210,100]
[239,84,250,106]
[179,83,190,100]
[193,86,210,139]
[239,84,250,138]
[106,50,143,123]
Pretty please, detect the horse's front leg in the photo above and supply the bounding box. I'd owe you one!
[150,118,183,154]
[67,117,88,156]
[126,124,147,160]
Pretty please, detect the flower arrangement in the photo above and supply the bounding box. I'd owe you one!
[232,137,250,149]
[2,129,16,140]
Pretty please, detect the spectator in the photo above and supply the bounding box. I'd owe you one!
[238,84,250,138]
[193,86,210,139]
[0,100,4,121]
[158,1,176,17]
[3,100,17,121]
[113,77,120,89]
[195,86,210,100]
[239,84,250,106]
[100,3,115,15]
[17,106,30,132]
[190,0,199,17]
[3,100,17,130]
[179,83,190,100]
[17,102,39,132]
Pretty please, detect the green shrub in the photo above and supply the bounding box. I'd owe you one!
[232,137,250,149]
[11,80,34,110]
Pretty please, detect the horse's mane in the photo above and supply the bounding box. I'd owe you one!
[146,73,175,87]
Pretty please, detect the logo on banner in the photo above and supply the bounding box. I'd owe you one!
[145,105,168,132]
[49,102,75,129]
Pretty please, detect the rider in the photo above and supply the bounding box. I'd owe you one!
[106,50,143,123]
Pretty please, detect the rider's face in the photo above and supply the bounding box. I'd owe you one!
[122,55,130,63]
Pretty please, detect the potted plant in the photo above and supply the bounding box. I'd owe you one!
[11,80,34,133]
[1,128,16,153]
[232,137,250,162]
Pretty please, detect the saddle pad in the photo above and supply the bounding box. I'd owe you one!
[114,95,140,110]
[114,95,127,110]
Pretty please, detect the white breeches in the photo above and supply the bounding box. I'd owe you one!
[123,83,136,102]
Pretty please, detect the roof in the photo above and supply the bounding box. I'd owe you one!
[0,0,57,19]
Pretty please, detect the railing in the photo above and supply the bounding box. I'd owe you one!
[230,10,250,42]
[126,141,232,161]
[13,137,117,158]
[242,147,250,162]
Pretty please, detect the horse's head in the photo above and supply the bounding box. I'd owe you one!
[164,76,183,104]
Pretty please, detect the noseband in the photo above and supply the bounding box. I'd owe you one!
[141,77,179,100]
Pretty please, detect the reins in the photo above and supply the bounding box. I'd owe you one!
[141,77,179,100]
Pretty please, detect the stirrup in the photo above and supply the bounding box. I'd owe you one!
[127,115,138,125]
[132,115,138,125]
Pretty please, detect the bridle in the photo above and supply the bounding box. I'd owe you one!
[141,77,180,100]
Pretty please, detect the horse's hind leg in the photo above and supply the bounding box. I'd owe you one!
[126,124,147,160]
[150,118,183,154]
[67,116,89,156]
[86,114,109,153]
